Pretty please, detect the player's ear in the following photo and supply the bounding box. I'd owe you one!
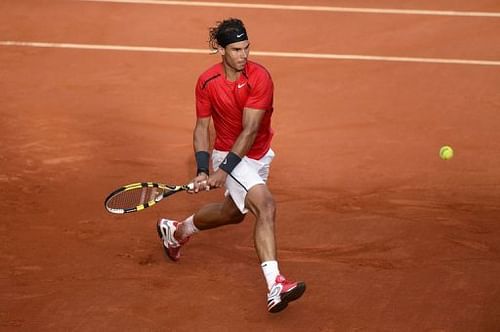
[218,45,225,55]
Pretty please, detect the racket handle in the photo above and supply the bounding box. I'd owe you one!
[186,181,210,191]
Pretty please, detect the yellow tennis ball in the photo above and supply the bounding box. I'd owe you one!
[439,145,454,160]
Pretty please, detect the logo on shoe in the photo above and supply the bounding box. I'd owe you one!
[268,283,283,299]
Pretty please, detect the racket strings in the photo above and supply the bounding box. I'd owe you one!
[107,186,163,209]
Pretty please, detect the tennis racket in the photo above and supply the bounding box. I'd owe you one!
[104,182,194,214]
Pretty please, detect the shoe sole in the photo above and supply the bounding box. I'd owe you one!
[269,282,306,313]
[156,221,163,240]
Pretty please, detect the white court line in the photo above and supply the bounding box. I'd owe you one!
[1,41,500,67]
[80,0,500,18]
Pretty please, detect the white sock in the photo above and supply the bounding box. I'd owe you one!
[178,215,199,240]
[261,260,280,290]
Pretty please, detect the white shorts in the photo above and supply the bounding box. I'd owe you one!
[212,148,275,214]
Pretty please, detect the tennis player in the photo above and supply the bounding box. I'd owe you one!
[157,18,305,313]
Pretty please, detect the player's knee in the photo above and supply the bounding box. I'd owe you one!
[246,185,276,222]
[257,196,276,223]
[228,212,245,224]
[220,205,245,224]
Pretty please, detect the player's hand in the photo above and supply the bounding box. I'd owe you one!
[189,173,210,193]
[207,169,228,189]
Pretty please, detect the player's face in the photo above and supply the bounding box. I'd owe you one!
[220,40,250,72]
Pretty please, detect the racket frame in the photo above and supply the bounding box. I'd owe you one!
[104,182,190,214]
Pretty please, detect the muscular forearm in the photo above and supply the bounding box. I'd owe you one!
[193,118,211,178]
[193,121,210,152]
[230,128,258,157]
[230,107,264,157]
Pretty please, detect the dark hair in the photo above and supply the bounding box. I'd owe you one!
[209,18,248,50]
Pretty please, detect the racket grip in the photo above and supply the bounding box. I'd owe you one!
[187,183,195,190]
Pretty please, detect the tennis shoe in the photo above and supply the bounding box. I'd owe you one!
[156,218,189,262]
[267,275,306,313]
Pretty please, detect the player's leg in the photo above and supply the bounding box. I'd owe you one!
[244,184,276,262]
[241,169,306,313]
[174,195,245,241]
[173,195,245,241]
[157,195,244,261]
[191,195,245,231]
[245,184,306,313]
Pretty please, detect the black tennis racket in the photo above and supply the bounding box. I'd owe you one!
[104,182,193,214]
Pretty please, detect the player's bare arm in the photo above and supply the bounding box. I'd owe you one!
[208,107,266,188]
[232,107,266,155]
[192,116,211,192]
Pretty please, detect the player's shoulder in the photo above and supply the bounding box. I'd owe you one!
[245,61,272,78]
[198,63,223,87]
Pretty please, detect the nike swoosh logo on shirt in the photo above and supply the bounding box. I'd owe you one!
[237,83,246,88]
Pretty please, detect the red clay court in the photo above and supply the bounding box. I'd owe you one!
[1,0,500,330]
